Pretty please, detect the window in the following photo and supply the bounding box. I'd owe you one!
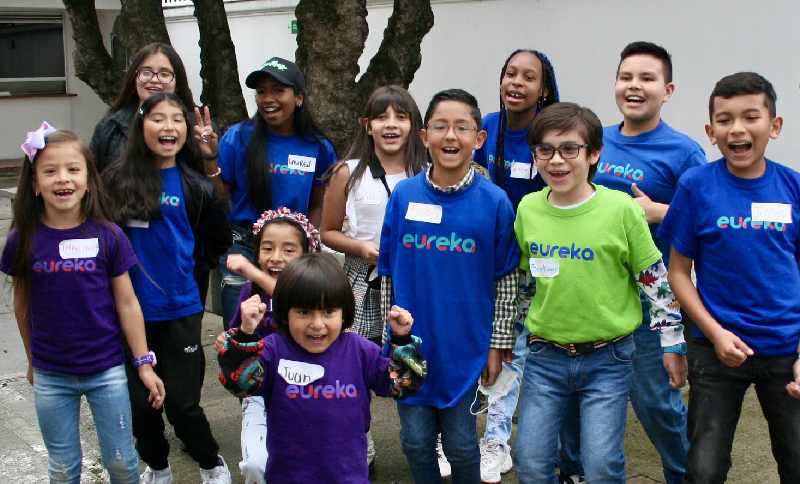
[0,14,66,95]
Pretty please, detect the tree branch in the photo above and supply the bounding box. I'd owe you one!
[114,0,171,53]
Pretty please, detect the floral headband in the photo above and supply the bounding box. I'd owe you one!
[252,207,320,253]
[21,121,57,162]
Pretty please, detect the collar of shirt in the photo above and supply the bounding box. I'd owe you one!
[426,165,475,193]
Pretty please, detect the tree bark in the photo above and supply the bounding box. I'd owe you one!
[114,0,171,53]
[61,0,123,105]
[295,0,433,154]
[191,0,248,131]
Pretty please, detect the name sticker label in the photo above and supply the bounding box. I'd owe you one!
[751,203,792,224]
[126,219,150,229]
[354,191,382,205]
[405,203,443,224]
[287,155,317,173]
[510,162,536,179]
[59,238,99,259]
[278,359,325,385]
[529,258,560,278]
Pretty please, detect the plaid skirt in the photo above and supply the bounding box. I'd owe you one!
[343,254,384,341]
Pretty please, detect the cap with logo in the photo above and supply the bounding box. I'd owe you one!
[245,57,306,91]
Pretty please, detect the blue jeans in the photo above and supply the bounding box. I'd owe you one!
[515,335,635,484]
[686,341,800,483]
[220,224,255,328]
[558,318,688,484]
[482,326,529,450]
[33,364,139,484]
[397,391,481,483]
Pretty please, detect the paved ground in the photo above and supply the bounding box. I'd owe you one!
[0,172,781,483]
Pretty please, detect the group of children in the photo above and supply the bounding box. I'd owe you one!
[5,38,800,484]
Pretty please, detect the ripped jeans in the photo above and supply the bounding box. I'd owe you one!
[34,364,139,483]
[220,224,255,328]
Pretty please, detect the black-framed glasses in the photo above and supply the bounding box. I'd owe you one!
[136,69,175,84]
[426,123,479,138]
[532,143,589,160]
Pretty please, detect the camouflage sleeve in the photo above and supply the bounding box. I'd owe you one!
[386,333,427,400]
[217,328,265,398]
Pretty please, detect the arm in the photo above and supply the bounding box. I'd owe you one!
[308,184,326,230]
[788,340,800,400]
[226,255,276,296]
[12,279,34,385]
[111,273,165,408]
[217,310,265,399]
[669,248,753,367]
[386,305,426,399]
[636,259,687,389]
[631,183,669,224]
[320,163,380,263]
[483,270,519,386]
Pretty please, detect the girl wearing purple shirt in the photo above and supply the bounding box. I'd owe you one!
[1,126,164,483]
[219,253,426,483]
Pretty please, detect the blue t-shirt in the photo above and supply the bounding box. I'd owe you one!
[474,111,545,211]
[658,159,800,356]
[125,165,202,321]
[218,120,337,225]
[595,121,707,265]
[378,170,520,408]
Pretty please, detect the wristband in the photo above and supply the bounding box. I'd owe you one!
[206,166,222,178]
[663,342,688,356]
[133,350,157,368]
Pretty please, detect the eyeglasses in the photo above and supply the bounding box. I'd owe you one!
[426,123,479,138]
[136,69,175,84]
[532,143,589,160]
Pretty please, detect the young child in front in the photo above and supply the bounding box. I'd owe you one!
[558,41,706,484]
[1,125,165,482]
[659,72,800,483]
[218,253,426,483]
[378,88,521,482]
[512,103,685,483]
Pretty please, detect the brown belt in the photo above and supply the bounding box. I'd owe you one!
[527,333,630,356]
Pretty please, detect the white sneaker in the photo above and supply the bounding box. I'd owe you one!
[200,455,232,484]
[436,435,451,478]
[140,465,173,484]
[479,438,513,483]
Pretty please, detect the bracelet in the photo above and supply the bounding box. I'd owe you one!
[663,342,688,356]
[133,350,157,368]
[206,166,222,178]
[204,153,219,161]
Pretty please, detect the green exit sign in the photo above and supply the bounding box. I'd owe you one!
[290,19,297,34]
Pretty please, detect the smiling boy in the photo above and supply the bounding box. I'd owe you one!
[659,72,800,482]
[513,102,684,483]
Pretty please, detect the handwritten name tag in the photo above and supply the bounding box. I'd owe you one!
[126,219,149,229]
[751,203,792,224]
[278,359,325,385]
[59,238,99,259]
[529,258,559,278]
[405,202,443,224]
[510,162,535,179]
[287,155,317,173]
[354,192,381,205]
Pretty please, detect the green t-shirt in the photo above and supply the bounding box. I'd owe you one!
[514,185,661,343]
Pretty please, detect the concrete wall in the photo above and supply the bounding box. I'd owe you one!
[0,1,118,160]
[166,0,800,169]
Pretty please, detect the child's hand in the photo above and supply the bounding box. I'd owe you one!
[240,294,266,334]
[481,348,505,387]
[631,183,668,224]
[711,328,754,367]
[387,305,413,336]
[26,364,33,385]
[360,241,380,265]
[787,357,800,400]
[138,365,165,409]
[193,106,219,160]
[214,331,227,352]
[663,353,688,389]
[226,254,257,278]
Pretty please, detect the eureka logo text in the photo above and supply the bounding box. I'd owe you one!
[403,232,476,253]
[285,380,358,399]
[33,259,97,272]
[530,241,595,261]
[717,216,788,231]
[597,162,644,181]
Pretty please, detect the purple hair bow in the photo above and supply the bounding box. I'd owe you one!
[21,121,57,162]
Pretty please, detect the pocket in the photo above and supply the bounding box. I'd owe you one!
[608,335,636,364]
[527,340,550,357]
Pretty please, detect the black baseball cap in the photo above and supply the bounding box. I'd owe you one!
[245,57,306,91]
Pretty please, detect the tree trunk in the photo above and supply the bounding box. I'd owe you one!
[191,0,248,131]
[295,0,433,154]
[61,0,123,105]
[114,0,171,53]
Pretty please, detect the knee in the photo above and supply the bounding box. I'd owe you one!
[104,450,139,483]
[48,455,82,483]
[440,437,478,467]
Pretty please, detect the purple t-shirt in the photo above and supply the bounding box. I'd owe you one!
[229,282,276,338]
[0,221,138,375]
[260,332,390,483]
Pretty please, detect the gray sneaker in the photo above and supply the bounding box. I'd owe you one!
[479,438,513,483]
[200,455,232,484]
[140,465,173,484]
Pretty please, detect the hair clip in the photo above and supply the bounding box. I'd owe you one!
[252,207,320,253]
[21,121,57,162]
[138,107,144,115]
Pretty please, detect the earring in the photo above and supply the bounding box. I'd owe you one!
[538,95,547,110]
[34,191,39,196]
[297,102,303,108]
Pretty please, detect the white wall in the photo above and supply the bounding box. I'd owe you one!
[163,0,798,170]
